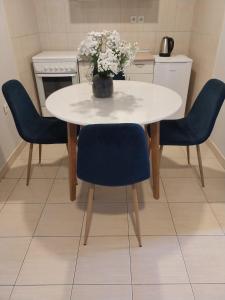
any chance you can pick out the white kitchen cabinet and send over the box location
[154,55,193,119]
[126,61,154,83]
[78,61,89,83]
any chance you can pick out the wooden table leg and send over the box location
[150,122,160,199]
[67,123,77,201]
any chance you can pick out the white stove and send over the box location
[32,51,78,116]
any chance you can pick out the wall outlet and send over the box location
[3,103,9,115]
[130,16,137,24]
[138,16,145,23]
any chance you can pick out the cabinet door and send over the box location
[127,73,153,83]
[154,62,192,119]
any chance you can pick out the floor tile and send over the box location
[128,203,175,235]
[82,203,128,236]
[4,160,26,179]
[170,203,224,235]
[192,284,225,300]
[35,204,84,236]
[179,236,225,283]
[10,285,72,300]
[162,146,187,158]
[56,158,69,179]
[39,144,67,161]
[75,237,131,284]
[21,161,60,179]
[127,180,167,203]
[71,285,132,300]
[17,144,38,161]
[203,179,225,202]
[94,186,127,203]
[0,204,43,237]
[192,158,225,178]
[188,143,216,159]
[133,284,194,300]
[47,179,88,203]
[0,179,17,203]
[0,286,13,300]
[163,178,206,202]
[210,203,225,233]
[8,179,53,203]
[130,236,189,284]
[160,157,197,178]
[0,237,30,285]
[17,237,79,285]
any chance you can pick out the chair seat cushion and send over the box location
[77,124,150,186]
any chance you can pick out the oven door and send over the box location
[35,73,77,116]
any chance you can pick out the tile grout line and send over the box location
[0,177,21,219]
[8,163,58,300]
[202,185,225,236]
[69,186,91,300]
[126,187,134,300]
[161,178,196,300]
[2,282,225,287]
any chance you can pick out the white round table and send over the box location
[46,81,182,200]
[47,81,182,125]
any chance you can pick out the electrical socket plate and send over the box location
[138,16,145,23]
[130,16,137,24]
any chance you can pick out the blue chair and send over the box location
[77,124,150,246]
[2,80,70,185]
[149,79,225,187]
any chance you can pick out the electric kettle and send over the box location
[159,36,174,57]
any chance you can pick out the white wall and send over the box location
[3,0,41,108]
[0,0,21,171]
[35,0,195,55]
[212,13,225,157]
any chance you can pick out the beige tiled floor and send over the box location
[0,143,225,299]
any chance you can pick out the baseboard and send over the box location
[207,139,225,169]
[0,141,26,180]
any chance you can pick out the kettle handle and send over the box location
[169,37,174,53]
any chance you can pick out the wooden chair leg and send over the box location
[132,184,142,247]
[26,143,33,186]
[84,185,95,246]
[196,145,205,187]
[39,144,42,165]
[187,146,190,165]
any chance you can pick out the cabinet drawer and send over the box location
[127,62,154,74]
[126,73,153,83]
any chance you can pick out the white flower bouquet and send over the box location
[78,30,138,79]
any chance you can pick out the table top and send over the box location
[46,81,182,125]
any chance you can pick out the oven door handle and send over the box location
[36,73,76,78]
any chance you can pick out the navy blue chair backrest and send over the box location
[187,79,225,143]
[77,124,150,186]
[2,80,41,141]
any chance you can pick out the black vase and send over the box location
[92,74,114,98]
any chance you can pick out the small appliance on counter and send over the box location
[32,51,78,116]
[159,36,174,57]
